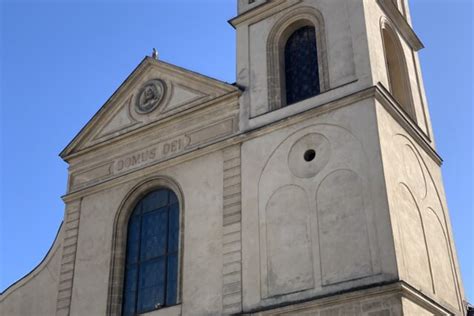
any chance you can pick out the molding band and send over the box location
[377,0,424,51]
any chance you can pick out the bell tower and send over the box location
[0,2,466,316]
[231,0,466,315]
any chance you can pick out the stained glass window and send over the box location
[284,25,320,106]
[122,189,179,315]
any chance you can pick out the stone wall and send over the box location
[376,101,465,314]
[241,98,398,312]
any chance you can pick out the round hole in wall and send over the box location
[304,149,316,162]
[289,134,329,178]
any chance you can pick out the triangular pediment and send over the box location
[60,57,239,160]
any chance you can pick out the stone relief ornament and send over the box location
[135,79,166,113]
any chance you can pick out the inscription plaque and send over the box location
[112,135,190,174]
[69,116,236,191]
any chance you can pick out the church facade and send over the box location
[0,1,467,315]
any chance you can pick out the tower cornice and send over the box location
[377,0,424,51]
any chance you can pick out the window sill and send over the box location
[140,304,182,316]
[242,78,359,132]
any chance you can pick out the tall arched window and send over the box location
[122,188,179,316]
[382,25,416,119]
[284,25,320,106]
[267,7,328,111]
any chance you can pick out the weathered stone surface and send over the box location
[0,1,465,316]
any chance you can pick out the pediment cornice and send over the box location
[60,57,240,161]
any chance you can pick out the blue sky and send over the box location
[1,0,472,304]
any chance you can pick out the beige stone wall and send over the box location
[2,95,464,315]
[254,286,404,316]
[376,101,465,315]
[363,0,433,139]
[401,298,434,316]
[0,56,242,315]
[234,0,372,132]
[67,150,226,316]
[0,227,63,315]
[247,282,455,315]
[241,99,397,312]
[0,1,466,315]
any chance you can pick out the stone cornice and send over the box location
[63,90,240,163]
[374,82,441,165]
[400,281,462,315]
[228,0,301,28]
[59,57,150,159]
[60,57,240,161]
[377,0,424,51]
[62,85,442,202]
[242,280,458,315]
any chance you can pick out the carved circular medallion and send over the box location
[135,79,166,114]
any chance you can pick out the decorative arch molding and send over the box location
[424,207,459,307]
[267,6,329,111]
[394,134,463,309]
[106,176,185,316]
[380,17,417,121]
[396,182,434,292]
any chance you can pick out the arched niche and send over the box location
[381,19,416,120]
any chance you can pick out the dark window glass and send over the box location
[284,25,320,106]
[122,266,138,316]
[140,209,168,260]
[142,190,168,213]
[168,204,179,253]
[122,189,179,315]
[126,216,140,264]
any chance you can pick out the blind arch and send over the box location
[381,22,416,120]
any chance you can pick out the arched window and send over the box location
[284,25,320,106]
[267,7,328,111]
[122,188,179,315]
[382,25,416,119]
